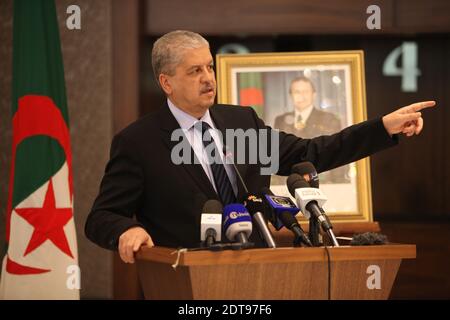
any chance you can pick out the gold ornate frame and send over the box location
[216,51,373,222]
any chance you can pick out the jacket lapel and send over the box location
[157,104,218,200]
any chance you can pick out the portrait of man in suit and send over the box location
[274,76,341,138]
[274,76,349,183]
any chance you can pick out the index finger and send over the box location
[407,101,436,112]
[133,239,144,252]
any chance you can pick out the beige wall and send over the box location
[0,0,114,299]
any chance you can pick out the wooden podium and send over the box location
[136,244,415,300]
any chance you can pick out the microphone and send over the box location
[278,211,313,247]
[288,162,339,247]
[243,193,277,248]
[286,174,328,220]
[223,148,249,194]
[291,162,319,188]
[261,187,312,247]
[223,148,277,248]
[223,203,254,248]
[350,232,388,246]
[200,200,223,248]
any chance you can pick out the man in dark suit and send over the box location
[85,30,435,264]
[274,76,348,183]
[274,76,341,138]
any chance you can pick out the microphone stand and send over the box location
[309,216,320,247]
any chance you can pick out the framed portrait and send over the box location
[216,51,373,222]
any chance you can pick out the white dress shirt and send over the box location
[295,104,314,124]
[167,99,238,197]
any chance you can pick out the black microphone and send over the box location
[223,148,278,248]
[200,200,223,248]
[278,211,313,247]
[350,232,388,246]
[243,194,277,248]
[288,162,339,247]
[291,162,319,188]
[261,187,312,247]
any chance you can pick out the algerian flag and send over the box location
[0,0,79,299]
[238,72,265,117]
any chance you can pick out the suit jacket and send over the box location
[275,108,349,183]
[85,103,397,249]
[274,108,341,139]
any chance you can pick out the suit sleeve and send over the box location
[249,108,399,176]
[85,132,145,250]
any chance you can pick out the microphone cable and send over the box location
[324,246,331,300]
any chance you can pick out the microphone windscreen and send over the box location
[223,204,252,226]
[223,204,252,241]
[258,189,278,227]
[202,199,223,213]
[291,162,319,188]
[287,173,310,196]
[350,232,388,246]
[243,194,265,216]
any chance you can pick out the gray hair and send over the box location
[152,30,209,79]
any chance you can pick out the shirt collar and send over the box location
[167,98,216,130]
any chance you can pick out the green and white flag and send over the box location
[238,72,265,118]
[0,0,79,299]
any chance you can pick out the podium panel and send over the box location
[136,245,416,300]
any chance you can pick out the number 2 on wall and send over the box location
[382,42,421,92]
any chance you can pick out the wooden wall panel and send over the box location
[380,221,450,299]
[395,0,450,33]
[144,0,450,35]
[361,37,446,219]
[144,0,394,35]
[112,0,140,133]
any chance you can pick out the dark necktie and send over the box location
[295,114,305,130]
[198,121,236,205]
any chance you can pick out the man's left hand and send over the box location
[382,101,436,137]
